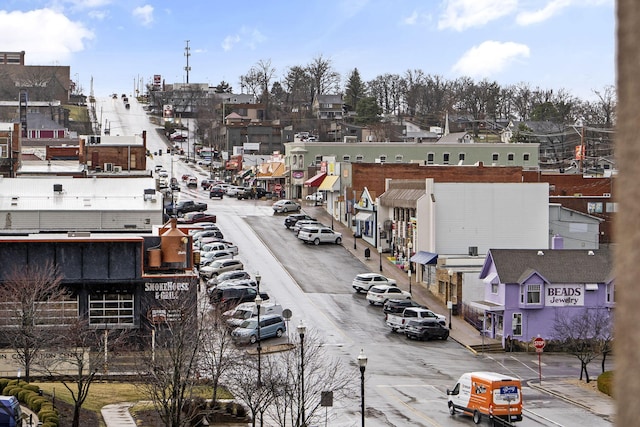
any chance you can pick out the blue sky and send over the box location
[1,0,614,101]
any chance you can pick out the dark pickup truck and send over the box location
[167,200,207,216]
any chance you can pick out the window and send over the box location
[89,293,134,326]
[523,153,530,162]
[507,153,515,164]
[607,283,615,303]
[438,280,446,294]
[0,137,8,158]
[521,284,541,304]
[491,282,499,294]
[0,297,78,327]
[427,153,435,164]
[512,313,522,336]
[443,153,450,164]
[314,155,322,165]
[492,153,499,162]
[459,153,465,162]
[355,155,364,162]
[292,155,297,166]
[606,202,618,213]
[395,154,403,162]
[343,155,351,162]
[379,155,387,163]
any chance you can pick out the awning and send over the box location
[318,175,339,191]
[470,300,505,312]
[410,251,438,265]
[304,172,326,187]
[241,169,252,178]
[355,212,373,221]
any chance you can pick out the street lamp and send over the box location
[297,320,307,426]
[357,349,367,427]
[447,269,453,330]
[255,293,263,386]
[378,224,383,272]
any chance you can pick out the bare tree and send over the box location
[136,291,203,427]
[0,262,71,382]
[198,306,240,404]
[306,55,340,101]
[42,318,129,427]
[224,356,274,427]
[552,308,613,382]
[264,329,357,427]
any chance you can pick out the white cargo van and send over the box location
[447,371,522,424]
[224,302,283,328]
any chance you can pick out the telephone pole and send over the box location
[184,40,191,84]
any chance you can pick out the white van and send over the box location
[224,302,283,328]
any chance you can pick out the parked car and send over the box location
[201,241,238,256]
[305,191,324,201]
[206,270,252,287]
[177,212,217,224]
[209,187,225,199]
[386,307,446,332]
[192,229,224,241]
[284,213,315,229]
[209,284,269,309]
[352,273,397,293]
[272,200,301,213]
[224,302,284,329]
[292,220,325,234]
[167,200,207,216]
[405,318,450,341]
[231,313,286,344]
[225,186,244,197]
[383,299,424,315]
[297,226,342,245]
[157,169,169,178]
[366,284,411,305]
[199,250,234,266]
[199,259,244,279]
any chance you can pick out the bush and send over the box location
[41,423,58,427]
[598,371,614,396]
[0,378,10,392]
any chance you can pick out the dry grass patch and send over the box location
[34,382,147,412]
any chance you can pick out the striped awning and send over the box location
[410,251,438,265]
[318,175,339,191]
[304,172,326,187]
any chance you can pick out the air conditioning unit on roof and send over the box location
[114,166,122,173]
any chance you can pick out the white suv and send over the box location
[297,226,342,245]
[352,273,397,293]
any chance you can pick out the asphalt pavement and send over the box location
[101,199,615,427]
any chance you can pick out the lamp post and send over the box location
[378,224,383,272]
[447,269,453,330]
[408,269,412,295]
[357,349,367,427]
[297,321,306,426]
[255,272,263,386]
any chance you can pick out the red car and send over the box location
[177,212,217,224]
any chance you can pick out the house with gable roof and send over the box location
[476,248,614,347]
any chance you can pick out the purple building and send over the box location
[475,248,614,346]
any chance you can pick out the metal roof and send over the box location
[0,177,161,211]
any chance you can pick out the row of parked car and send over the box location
[191,220,289,346]
[352,272,450,341]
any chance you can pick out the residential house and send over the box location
[476,248,614,347]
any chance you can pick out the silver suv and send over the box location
[297,226,342,245]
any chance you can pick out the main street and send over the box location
[96,95,613,427]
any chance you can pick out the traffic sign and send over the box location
[533,337,546,351]
[274,184,282,192]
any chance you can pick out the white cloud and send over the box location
[221,27,266,51]
[516,0,572,26]
[438,0,517,31]
[222,35,240,52]
[404,11,418,25]
[452,40,530,78]
[0,9,94,63]
[132,5,153,27]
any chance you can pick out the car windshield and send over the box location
[239,319,258,329]
[233,309,252,319]
[370,287,385,294]
[356,275,372,282]
[210,261,224,268]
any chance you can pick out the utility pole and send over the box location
[184,40,191,84]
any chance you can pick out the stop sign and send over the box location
[533,337,546,350]
[274,184,282,192]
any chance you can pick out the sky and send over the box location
[1,0,615,101]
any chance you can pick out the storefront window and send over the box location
[89,293,134,326]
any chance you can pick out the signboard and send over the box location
[500,385,518,395]
[545,284,584,306]
[274,184,282,192]
[153,74,162,88]
[533,337,546,352]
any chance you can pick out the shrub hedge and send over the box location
[598,371,614,396]
[0,378,59,426]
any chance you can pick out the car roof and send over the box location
[370,284,395,291]
[356,273,385,279]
